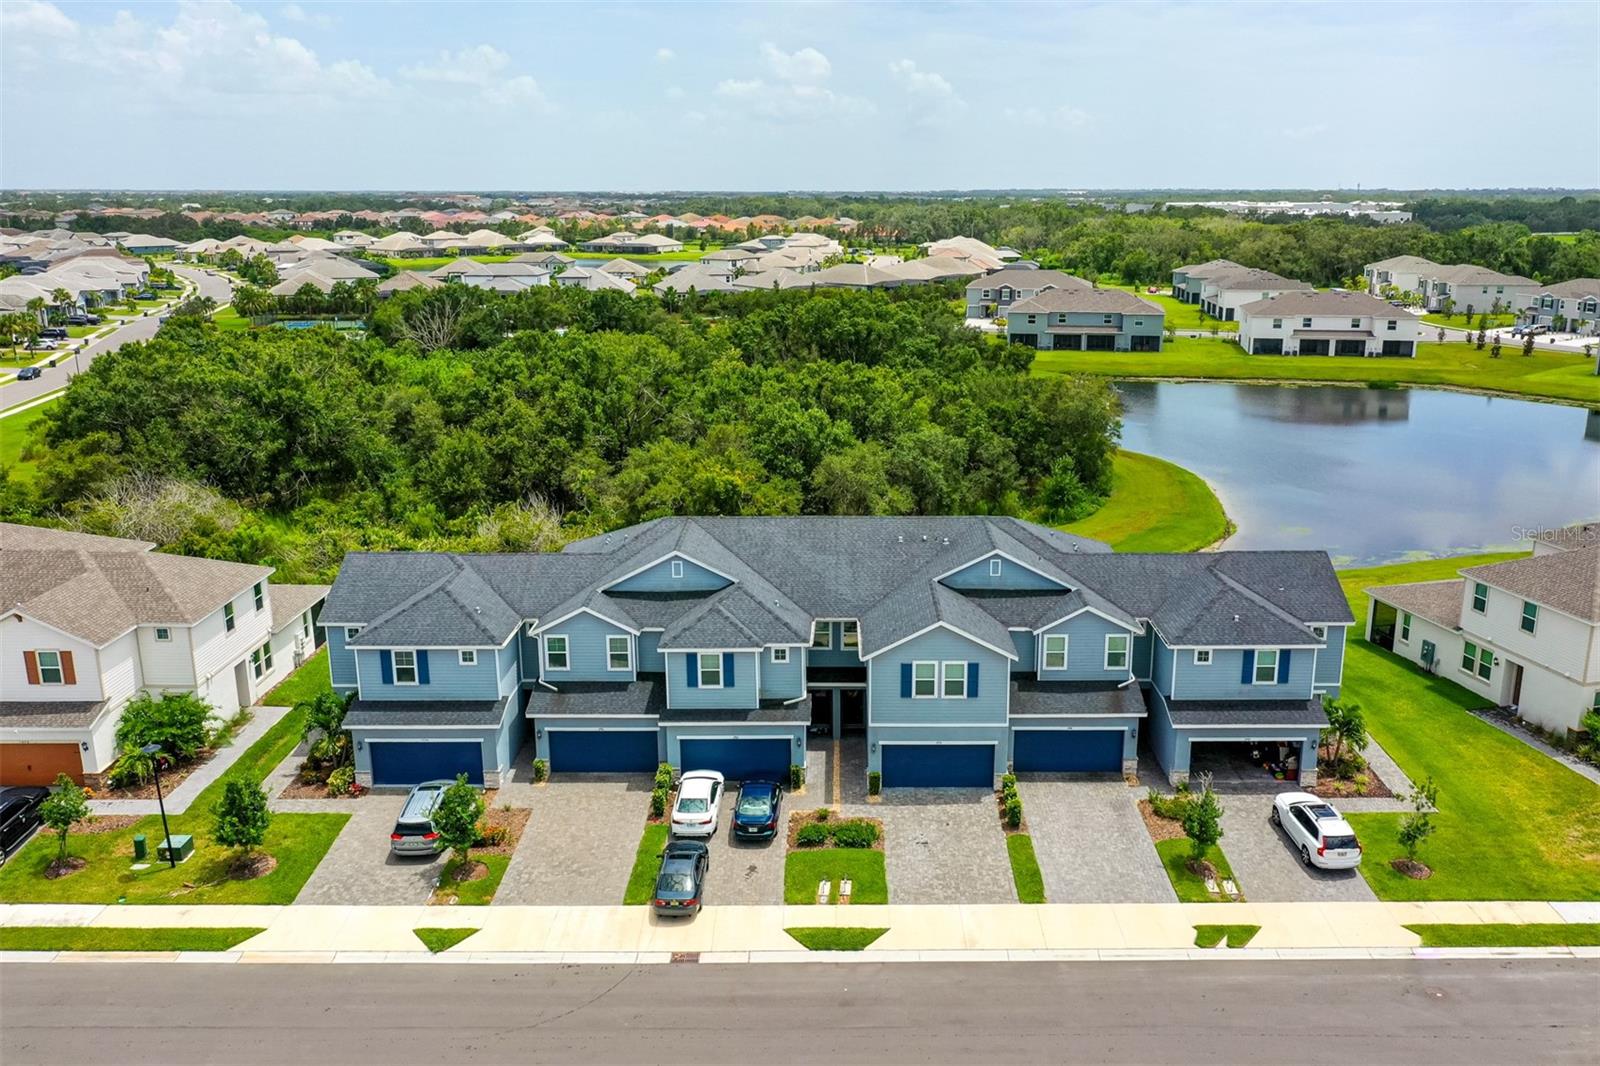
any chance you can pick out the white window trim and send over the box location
[941,660,967,699]
[224,603,236,631]
[607,635,632,672]
[1311,626,1326,640]
[392,649,419,686]
[1471,583,1488,614]
[1042,634,1068,671]
[911,660,938,699]
[1459,641,1478,677]
[698,653,724,690]
[670,560,684,579]
[1193,648,1212,666]
[35,649,65,685]
[989,558,1002,577]
[344,626,362,642]
[154,627,172,642]
[840,620,860,650]
[1104,633,1130,671]
[1253,648,1279,686]
[1520,602,1538,635]
[251,647,264,679]
[543,634,570,672]
[253,582,265,611]
[770,646,790,664]
[1399,613,1411,644]
[811,621,832,650]
[459,649,477,666]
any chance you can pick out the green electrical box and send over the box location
[157,834,194,863]
[132,834,147,861]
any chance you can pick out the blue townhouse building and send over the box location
[318,517,1350,789]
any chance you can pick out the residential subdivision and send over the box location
[1515,277,1600,334]
[1364,525,1600,735]
[0,525,327,786]
[318,517,1349,790]
[1362,255,1539,312]
[964,267,1091,319]
[1004,288,1165,351]
[1236,290,1425,356]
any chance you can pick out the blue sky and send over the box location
[3,0,1597,191]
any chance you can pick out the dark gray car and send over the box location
[652,840,710,916]
[388,780,456,856]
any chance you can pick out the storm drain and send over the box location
[670,951,701,964]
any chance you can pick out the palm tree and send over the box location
[50,287,73,324]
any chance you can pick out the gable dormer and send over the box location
[938,551,1069,592]
[602,551,735,594]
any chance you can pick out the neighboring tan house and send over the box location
[1516,278,1600,335]
[964,268,1091,319]
[1237,290,1424,356]
[1005,287,1165,352]
[1365,540,1600,734]
[0,524,327,786]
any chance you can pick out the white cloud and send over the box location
[280,3,333,28]
[0,0,76,38]
[656,47,675,62]
[401,44,552,110]
[889,59,955,99]
[1002,103,1091,129]
[760,42,830,83]
[889,58,966,127]
[1282,122,1329,140]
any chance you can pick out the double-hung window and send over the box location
[1301,317,1312,328]
[36,650,64,685]
[911,661,937,698]
[253,582,265,611]
[1471,582,1488,613]
[698,653,723,689]
[607,635,631,671]
[811,621,831,649]
[941,661,966,698]
[1461,641,1492,680]
[224,603,236,633]
[1399,612,1412,643]
[841,621,859,650]
[262,642,273,673]
[1042,634,1068,670]
[1350,317,1361,329]
[393,650,418,685]
[251,647,263,678]
[1520,602,1538,635]
[1104,634,1129,670]
[1253,648,1279,684]
[544,635,569,671]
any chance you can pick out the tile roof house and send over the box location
[0,523,327,786]
[1005,287,1165,353]
[1237,290,1424,357]
[318,516,1351,789]
[1366,546,1600,733]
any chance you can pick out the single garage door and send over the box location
[881,743,993,788]
[1012,728,1124,773]
[678,738,791,781]
[369,741,483,787]
[0,743,84,786]
[548,729,657,773]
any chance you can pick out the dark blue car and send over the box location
[731,780,783,840]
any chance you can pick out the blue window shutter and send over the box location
[1240,650,1253,685]
[967,662,979,699]
[417,649,430,685]
[723,652,735,686]
[686,653,698,689]
[380,649,393,685]
[900,663,912,698]
[1277,649,1291,684]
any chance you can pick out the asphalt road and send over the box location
[0,264,233,412]
[1,958,1593,1065]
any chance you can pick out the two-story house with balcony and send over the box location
[1237,290,1424,356]
[0,524,327,786]
[1364,537,1600,735]
[1516,278,1600,335]
[319,517,1350,790]
[964,268,1091,319]
[1004,288,1165,352]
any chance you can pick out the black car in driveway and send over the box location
[731,780,783,840]
[0,787,50,859]
[652,840,710,916]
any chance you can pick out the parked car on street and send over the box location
[15,366,42,380]
[388,779,459,856]
[731,780,783,840]
[0,786,50,859]
[652,839,710,915]
[1271,792,1363,870]
[670,770,725,837]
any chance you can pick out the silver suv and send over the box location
[389,780,456,855]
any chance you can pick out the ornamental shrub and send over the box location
[831,820,879,848]
[796,823,829,847]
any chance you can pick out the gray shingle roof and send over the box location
[345,696,511,728]
[1008,287,1163,316]
[1009,679,1146,717]
[525,679,666,717]
[1163,697,1328,728]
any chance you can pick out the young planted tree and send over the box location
[38,773,93,873]
[1395,774,1440,875]
[1181,772,1224,870]
[213,779,273,876]
[432,774,485,876]
[1522,333,1536,358]
[1490,335,1503,359]
[1476,326,1487,350]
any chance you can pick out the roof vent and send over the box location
[941,537,950,546]
[1233,614,1240,622]
[921,534,928,542]
[896,534,904,543]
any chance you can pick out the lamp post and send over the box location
[141,743,176,870]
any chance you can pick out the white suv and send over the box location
[1271,792,1363,870]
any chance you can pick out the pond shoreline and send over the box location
[1095,372,1598,410]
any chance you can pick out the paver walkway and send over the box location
[493,776,653,905]
[88,706,289,816]
[1020,778,1174,903]
[293,794,443,905]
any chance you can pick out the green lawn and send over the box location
[1061,451,1230,552]
[1420,313,1516,330]
[622,823,670,905]
[0,704,348,905]
[785,926,889,951]
[1006,834,1046,903]
[783,849,889,904]
[1100,283,1238,331]
[433,854,510,905]
[260,647,332,706]
[0,927,265,952]
[414,927,480,953]
[1,397,56,482]
[1404,923,1600,948]
[1032,336,1600,406]
[212,306,251,332]
[1194,924,1260,948]
[1154,840,1240,902]
[1335,555,1600,901]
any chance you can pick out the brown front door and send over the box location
[0,743,84,786]
[1510,663,1524,706]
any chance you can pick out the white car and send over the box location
[670,770,725,838]
[1271,791,1363,870]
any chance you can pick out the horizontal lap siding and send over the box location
[544,613,634,681]
[1172,646,1313,701]
[759,648,804,700]
[355,647,502,700]
[1037,614,1131,682]
[1010,631,1035,673]
[1314,626,1345,690]
[637,631,664,673]
[809,622,863,668]
[868,629,1008,725]
[941,558,1065,591]
[326,625,359,689]
[666,651,759,709]
[607,557,730,593]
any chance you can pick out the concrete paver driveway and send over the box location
[700,787,787,906]
[851,788,1016,904]
[1219,794,1376,902]
[1019,777,1174,903]
[494,775,653,905]
[295,794,443,905]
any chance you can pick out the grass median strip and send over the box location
[1155,840,1242,902]
[0,927,264,952]
[1193,924,1260,948]
[432,854,511,906]
[623,823,671,905]
[414,927,480,953]
[783,849,888,904]
[1007,834,1045,903]
[1404,923,1600,948]
[785,927,889,951]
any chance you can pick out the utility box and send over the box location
[132,834,147,861]
[157,834,194,863]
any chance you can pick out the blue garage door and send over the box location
[1013,729,1124,773]
[369,741,483,787]
[548,729,658,773]
[881,744,993,788]
[679,738,791,782]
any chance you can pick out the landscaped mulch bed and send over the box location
[473,803,531,858]
[996,788,1028,835]
[1137,800,1187,843]
[784,809,884,851]
[44,857,88,880]
[93,752,218,800]
[1390,858,1433,879]
[277,764,362,800]
[1308,766,1393,799]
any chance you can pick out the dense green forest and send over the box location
[0,286,1121,582]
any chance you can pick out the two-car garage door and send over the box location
[1012,729,1123,773]
[880,743,994,788]
[369,741,484,787]
[547,729,658,773]
[678,738,791,782]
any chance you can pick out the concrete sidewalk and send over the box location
[3,899,1595,958]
